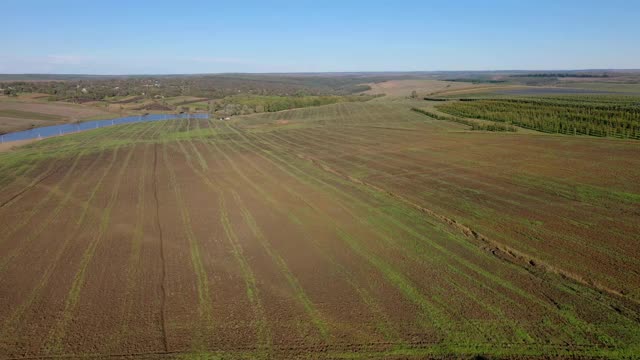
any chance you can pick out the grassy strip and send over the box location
[162,141,214,350]
[220,193,271,358]
[116,142,150,347]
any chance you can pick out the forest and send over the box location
[0,73,415,103]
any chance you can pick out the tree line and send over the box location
[411,108,517,132]
[435,96,640,139]
[213,94,380,116]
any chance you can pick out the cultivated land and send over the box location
[363,80,479,97]
[1,97,639,359]
[3,71,639,133]
[0,95,120,134]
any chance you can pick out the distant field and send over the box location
[427,80,640,98]
[556,81,640,94]
[164,96,209,105]
[494,87,618,95]
[363,80,481,97]
[0,99,638,358]
[0,97,118,133]
[0,99,113,119]
[433,86,624,98]
[0,109,65,121]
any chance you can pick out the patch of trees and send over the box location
[435,96,640,139]
[213,94,379,116]
[411,108,517,132]
[0,74,408,104]
[2,87,18,96]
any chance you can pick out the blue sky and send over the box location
[2,0,639,74]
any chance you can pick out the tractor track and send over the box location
[152,143,169,352]
[0,170,58,209]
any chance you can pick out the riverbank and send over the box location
[0,113,209,143]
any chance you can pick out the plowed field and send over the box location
[1,101,639,359]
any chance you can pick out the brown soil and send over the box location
[266,123,640,302]
[113,96,144,104]
[174,98,209,106]
[134,102,173,111]
[0,115,638,358]
[0,99,116,133]
[363,80,486,97]
[0,101,111,119]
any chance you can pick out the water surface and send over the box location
[0,113,209,143]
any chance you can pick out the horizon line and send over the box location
[1,69,640,77]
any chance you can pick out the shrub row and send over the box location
[411,108,517,132]
[435,97,640,139]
